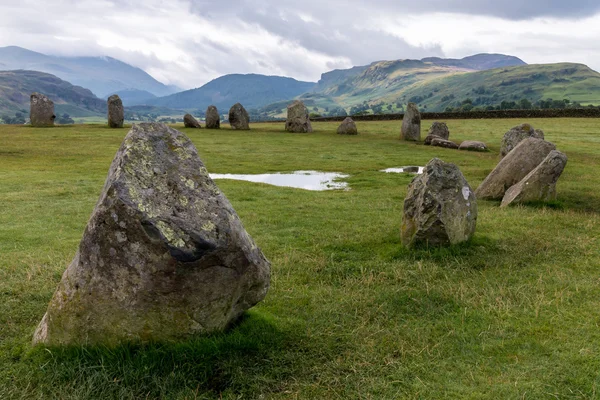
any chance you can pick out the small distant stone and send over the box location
[401,158,477,247]
[501,150,568,207]
[459,141,489,152]
[183,113,201,129]
[30,92,55,127]
[476,138,556,200]
[400,102,421,141]
[229,103,250,130]
[500,123,544,158]
[285,100,313,133]
[430,137,459,149]
[337,117,357,135]
[427,122,450,140]
[205,106,220,129]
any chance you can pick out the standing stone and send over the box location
[205,105,220,129]
[424,121,450,145]
[459,141,489,152]
[107,95,124,128]
[500,123,544,158]
[501,150,568,207]
[228,103,250,130]
[337,117,357,135]
[430,137,459,149]
[285,100,313,133]
[33,122,270,346]
[401,102,421,141]
[183,113,201,129]
[30,92,55,127]
[476,138,556,200]
[401,158,477,247]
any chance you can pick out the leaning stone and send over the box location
[500,123,544,158]
[337,117,357,135]
[33,122,270,346]
[205,106,220,129]
[459,141,489,152]
[183,113,201,129]
[30,92,55,127]
[501,150,568,207]
[228,103,250,130]
[400,102,421,141]
[107,95,124,128]
[476,138,556,200]
[401,158,477,247]
[285,100,313,133]
[430,137,459,149]
[427,122,450,140]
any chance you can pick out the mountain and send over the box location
[0,46,180,98]
[147,74,316,111]
[257,56,600,116]
[112,88,157,105]
[312,53,526,94]
[0,70,105,117]
[422,53,526,71]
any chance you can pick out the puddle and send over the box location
[209,170,349,191]
[381,166,424,174]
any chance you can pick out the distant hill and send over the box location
[147,74,316,111]
[112,89,157,106]
[0,46,180,98]
[0,70,105,118]
[422,53,526,71]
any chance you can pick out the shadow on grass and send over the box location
[21,312,310,399]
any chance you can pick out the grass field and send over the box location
[1,119,600,399]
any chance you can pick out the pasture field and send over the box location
[1,119,600,399]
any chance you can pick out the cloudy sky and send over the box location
[1,0,600,89]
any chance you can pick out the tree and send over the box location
[519,98,532,109]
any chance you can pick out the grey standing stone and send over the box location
[285,100,313,133]
[475,138,556,200]
[401,158,477,247]
[205,106,220,129]
[30,92,55,127]
[427,122,450,140]
[430,137,459,149]
[33,122,270,346]
[107,95,124,128]
[500,123,544,158]
[459,141,489,152]
[183,113,201,129]
[228,103,250,130]
[400,102,421,141]
[337,117,357,135]
[501,150,568,207]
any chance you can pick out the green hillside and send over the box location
[0,70,105,119]
[258,62,600,117]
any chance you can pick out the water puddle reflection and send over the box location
[210,170,349,191]
[381,166,424,174]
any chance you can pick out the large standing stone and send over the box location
[183,113,201,129]
[228,103,250,130]
[501,150,568,207]
[459,141,489,152]
[205,105,220,129]
[107,95,124,128]
[285,100,313,133]
[476,138,556,200]
[400,102,421,141]
[33,123,270,346]
[401,158,477,248]
[500,123,544,158]
[337,117,357,135]
[30,92,55,127]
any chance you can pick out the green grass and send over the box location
[1,119,600,399]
